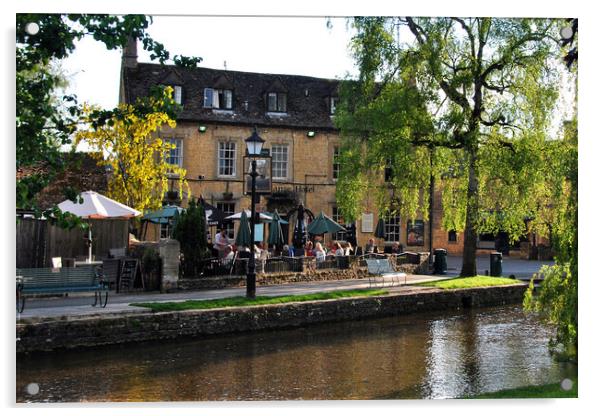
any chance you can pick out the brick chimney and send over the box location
[122,36,138,69]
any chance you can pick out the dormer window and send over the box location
[329,97,338,115]
[173,85,182,105]
[203,88,233,110]
[159,85,183,105]
[267,92,287,113]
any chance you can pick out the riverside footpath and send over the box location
[17,274,448,321]
[446,255,554,278]
[17,255,551,322]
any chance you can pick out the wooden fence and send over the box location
[16,218,129,268]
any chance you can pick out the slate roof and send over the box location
[121,63,341,130]
[16,152,108,209]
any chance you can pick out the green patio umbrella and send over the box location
[142,205,185,224]
[140,205,185,240]
[307,211,346,235]
[374,218,386,239]
[235,210,252,247]
[268,211,285,247]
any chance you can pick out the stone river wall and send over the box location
[16,284,527,353]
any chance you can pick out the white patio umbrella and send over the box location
[58,191,141,262]
[225,210,272,221]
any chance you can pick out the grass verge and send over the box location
[466,380,578,399]
[131,289,389,312]
[416,275,520,290]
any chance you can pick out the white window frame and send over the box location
[271,144,289,180]
[330,96,338,115]
[331,206,347,241]
[384,215,400,243]
[173,85,182,105]
[165,138,183,168]
[267,92,287,112]
[218,142,237,177]
[160,222,170,239]
[203,88,213,108]
[332,146,340,181]
[204,88,233,109]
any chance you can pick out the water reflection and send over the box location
[16,305,575,402]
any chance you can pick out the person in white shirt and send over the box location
[214,229,229,258]
[224,245,235,261]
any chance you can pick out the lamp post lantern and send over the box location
[245,127,265,298]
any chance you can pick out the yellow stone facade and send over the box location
[150,120,433,254]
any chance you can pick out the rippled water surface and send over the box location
[16,304,576,402]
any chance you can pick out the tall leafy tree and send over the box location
[74,87,188,213]
[523,120,577,360]
[16,14,201,218]
[524,21,578,360]
[336,17,566,276]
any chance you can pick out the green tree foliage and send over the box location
[16,14,201,219]
[524,120,577,361]
[335,17,565,276]
[172,199,209,278]
[523,21,577,360]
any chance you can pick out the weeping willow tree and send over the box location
[524,21,578,360]
[335,17,566,276]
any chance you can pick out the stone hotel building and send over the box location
[119,41,550,259]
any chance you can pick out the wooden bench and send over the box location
[16,266,109,313]
[365,258,407,288]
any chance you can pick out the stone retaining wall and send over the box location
[178,258,427,291]
[178,268,369,290]
[16,284,527,353]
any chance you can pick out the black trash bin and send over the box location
[490,252,503,277]
[434,248,447,274]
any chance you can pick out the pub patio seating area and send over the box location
[194,251,423,279]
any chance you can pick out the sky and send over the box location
[61,16,358,110]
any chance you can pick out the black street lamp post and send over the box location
[245,128,265,299]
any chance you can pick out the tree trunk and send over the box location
[460,147,479,276]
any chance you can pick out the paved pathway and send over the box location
[445,255,553,277]
[17,255,550,321]
[17,274,448,321]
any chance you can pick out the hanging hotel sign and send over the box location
[243,155,272,196]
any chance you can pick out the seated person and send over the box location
[282,244,293,257]
[344,242,354,256]
[334,242,345,257]
[224,245,235,261]
[305,241,314,257]
[365,238,377,254]
[314,242,326,262]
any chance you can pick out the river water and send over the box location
[16,304,576,402]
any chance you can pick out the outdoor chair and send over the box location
[365,257,407,288]
[102,258,121,289]
[219,251,238,275]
